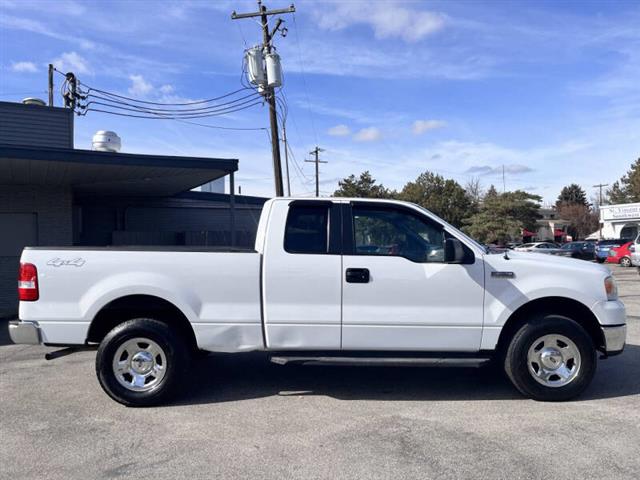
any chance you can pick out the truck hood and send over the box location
[484,250,611,276]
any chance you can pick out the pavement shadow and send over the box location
[172,344,640,406]
[0,319,14,346]
[173,354,517,405]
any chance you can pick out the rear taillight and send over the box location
[18,263,39,301]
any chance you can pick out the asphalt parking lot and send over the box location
[1,265,639,480]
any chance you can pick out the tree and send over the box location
[556,183,588,208]
[465,177,483,210]
[398,171,473,228]
[555,183,597,239]
[607,181,629,204]
[484,184,499,201]
[607,158,640,203]
[556,203,599,240]
[333,171,393,198]
[464,190,542,244]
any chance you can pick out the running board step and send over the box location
[269,356,491,368]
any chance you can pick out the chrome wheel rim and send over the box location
[112,337,167,392]
[527,334,581,388]
[621,257,631,267]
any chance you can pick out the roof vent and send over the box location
[22,98,46,106]
[92,130,122,152]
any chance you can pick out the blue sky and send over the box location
[1,0,639,202]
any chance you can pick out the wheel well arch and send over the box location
[86,294,198,352]
[495,296,605,355]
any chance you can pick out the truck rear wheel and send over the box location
[95,318,189,407]
[504,314,596,401]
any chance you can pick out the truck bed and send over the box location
[19,247,263,351]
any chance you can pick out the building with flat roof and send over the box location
[599,202,640,240]
[0,100,266,316]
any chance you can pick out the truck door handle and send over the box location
[346,268,370,283]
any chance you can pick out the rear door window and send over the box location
[284,205,329,254]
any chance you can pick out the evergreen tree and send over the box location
[556,183,588,207]
[606,158,640,203]
[333,171,393,198]
[464,190,542,244]
[398,171,473,228]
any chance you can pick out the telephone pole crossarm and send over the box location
[231,4,295,19]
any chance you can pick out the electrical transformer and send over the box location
[245,46,266,86]
[265,53,282,88]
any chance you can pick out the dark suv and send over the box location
[552,241,596,260]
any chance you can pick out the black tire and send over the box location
[596,258,605,263]
[620,256,632,267]
[504,314,596,401]
[96,318,190,407]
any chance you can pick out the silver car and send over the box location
[630,235,640,267]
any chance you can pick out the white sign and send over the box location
[601,202,640,221]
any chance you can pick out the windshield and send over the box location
[561,243,576,250]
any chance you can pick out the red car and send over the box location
[606,241,633,267]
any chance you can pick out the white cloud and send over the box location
[128,74,154,96]
[465,164,534,176]
[328,124,351,136]
[313,1,446,43]
[412,119,447,135]
[52,51,91,74]
[159,84,175,95]
[11,61,38,73]
[354,127,382,142]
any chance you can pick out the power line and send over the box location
[175,119,268,131]
[82,95,263,118]
[79,82,254,107]
[292,12,319,145]
[82,90,262,113]
[83,101,263,120]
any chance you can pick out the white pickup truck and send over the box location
[10,198,626,406]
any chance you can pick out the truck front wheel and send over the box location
[504,314,597,401]
[95,318,189,407]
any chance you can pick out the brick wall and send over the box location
[0,185,72,317]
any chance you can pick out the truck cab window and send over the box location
[352,206,445,263]
[284,205,329,254]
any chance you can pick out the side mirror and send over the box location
[444,238,465,264]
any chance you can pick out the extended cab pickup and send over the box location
[10,198,627,406]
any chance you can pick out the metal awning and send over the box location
[0,144,238,196]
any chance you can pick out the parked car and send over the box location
[10,198,626,406]
[514,242,560,252]
[595,239,630,263]
[630,235,640,267]
[607,241,634,267]
[549,241,596,260]
[505,242,523,250]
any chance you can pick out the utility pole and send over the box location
[48,64,54,107]
[282,123,291,196]
[305,146,327,197]
[593,183,609,240]
[502,165,506,193]
[231,1,295,197]
[593,183,609,206]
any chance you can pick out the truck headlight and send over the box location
[604,276,618,301]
